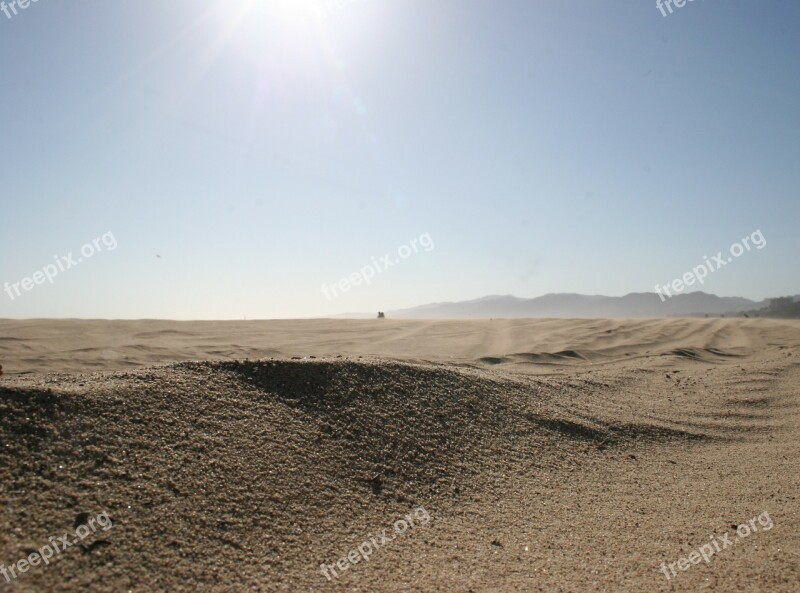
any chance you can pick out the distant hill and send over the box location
[339,292,770,319]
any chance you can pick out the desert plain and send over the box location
[0,317,798,592]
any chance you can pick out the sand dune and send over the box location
[1,318,799,591]
[1,317,796,377]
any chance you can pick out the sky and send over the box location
[1,0,798,319]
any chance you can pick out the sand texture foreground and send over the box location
[0,318,799,592]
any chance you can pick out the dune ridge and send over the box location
[1,318,799,591]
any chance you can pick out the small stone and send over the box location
[74,512,91,529]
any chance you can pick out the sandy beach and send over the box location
[5,0,799,590]
[1,317,798,591]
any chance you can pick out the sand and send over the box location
[0,317,798,592]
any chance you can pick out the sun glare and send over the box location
[205,0,343,63]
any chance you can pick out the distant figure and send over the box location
[377,311,385,319]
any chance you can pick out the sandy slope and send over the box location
[0,318,798,592]
[0,317,794,376]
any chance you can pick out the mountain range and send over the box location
[337,292,799,319]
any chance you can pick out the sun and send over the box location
[214,0,329,33]
[203,0,339,62]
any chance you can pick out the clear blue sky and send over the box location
[1,0,798,319]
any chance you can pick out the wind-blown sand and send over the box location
[0,318,798,592]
